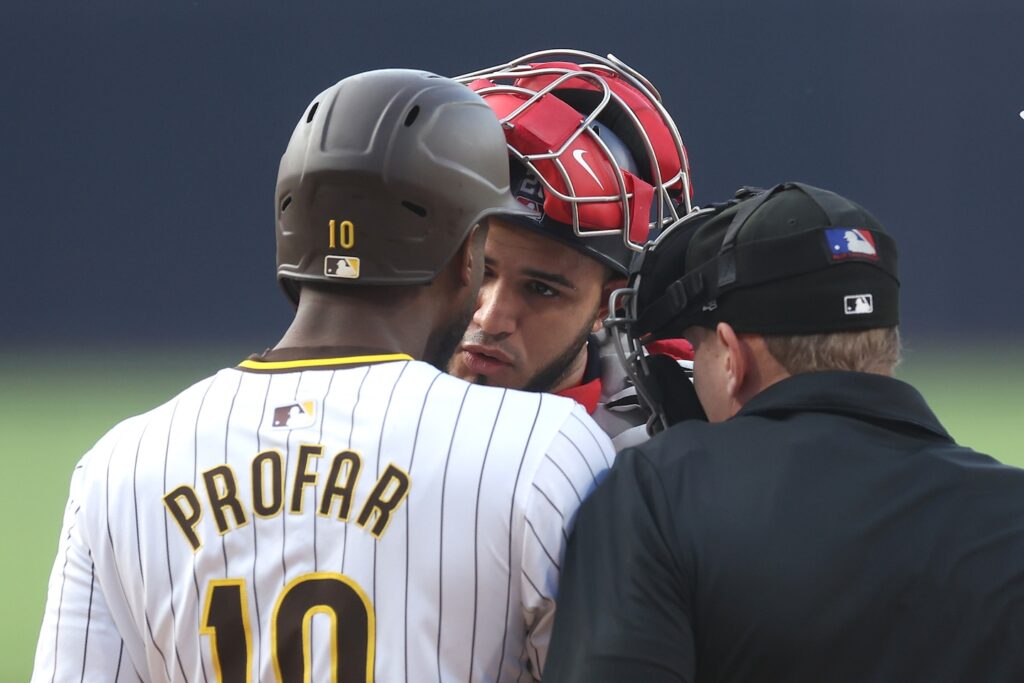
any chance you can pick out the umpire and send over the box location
[544,182,1024,682]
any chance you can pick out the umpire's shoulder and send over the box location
[621,413,779,491]
[624,417,722,472]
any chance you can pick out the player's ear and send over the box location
[455,222,488,288]
[717,322,748,402]
[592,273,627,333]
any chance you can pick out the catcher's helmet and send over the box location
[456,49,694,272]
[503,127,638,275]
[275,69,533,304]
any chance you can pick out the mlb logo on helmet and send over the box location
[844,294,874,315]
[324,255,361,279]
[825,228,879,261]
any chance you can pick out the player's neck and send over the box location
[276,286,430,359]
[549,343,590,394]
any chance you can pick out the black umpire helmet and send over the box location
[607,182,901,431]
[275,69,534,304]
[631,182,900,338]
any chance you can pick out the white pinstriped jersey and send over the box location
[32,353,614,683]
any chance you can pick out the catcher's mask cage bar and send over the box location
[455,49,694,254]
[470,72,633,241]
[604,206,719,431]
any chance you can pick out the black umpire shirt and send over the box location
[544,371,1024,682]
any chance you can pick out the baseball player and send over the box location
[449,51,696,448]
[32,69,614,683]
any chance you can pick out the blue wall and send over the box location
[3,0,1022,347]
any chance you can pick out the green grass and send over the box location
[1,345,1020,679]
[897,345,1024,467]
[0,347,240,678]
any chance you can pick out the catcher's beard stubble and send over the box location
[465,319,594,394]
[522,321,593,393]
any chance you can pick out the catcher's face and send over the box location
[448,220,619,393]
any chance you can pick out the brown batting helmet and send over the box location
[275,69,534,304]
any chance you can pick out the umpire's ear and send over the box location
[718,323,789,414]
[718,322,748,403]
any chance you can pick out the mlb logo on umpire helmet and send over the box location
[844,294,874,315]
[825,227,880,261]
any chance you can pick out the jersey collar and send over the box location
[738,371,951,441]
[238,346,413,373]
[557,376,602,414]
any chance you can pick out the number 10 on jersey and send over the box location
[201,572,375,682]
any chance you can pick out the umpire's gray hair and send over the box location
[762,327,902,376]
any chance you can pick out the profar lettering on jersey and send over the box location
[163,444,410,551]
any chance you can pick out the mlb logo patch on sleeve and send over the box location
[825,228,879,261]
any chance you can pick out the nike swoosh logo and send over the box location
[572,148,604,189]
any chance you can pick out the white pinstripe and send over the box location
[32,359,612,682]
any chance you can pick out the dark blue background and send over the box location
[3,0,1022,348]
